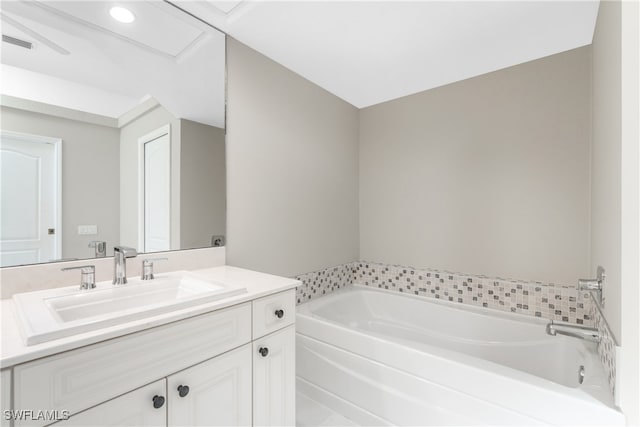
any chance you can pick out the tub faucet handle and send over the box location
[577,266,605,307]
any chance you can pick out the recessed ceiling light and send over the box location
[110,6,135,24]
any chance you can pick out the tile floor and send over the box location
[296,392,358,426]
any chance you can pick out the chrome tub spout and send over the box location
[546,321,600,343]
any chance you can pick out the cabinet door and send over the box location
[253,325,295,426]
[54,380,166,426]
[1,369,10,427]
[167,344,251,427]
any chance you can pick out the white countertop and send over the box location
[0,266,299,368]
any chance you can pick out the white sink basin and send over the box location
[13,271,246,346]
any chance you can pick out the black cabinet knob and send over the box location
[258,347,269,357]
[274,309,284,319]
[177,385,190,398]
[152,395,165,409]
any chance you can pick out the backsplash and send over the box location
[295,261,594,327]
[591,302,617,396]
[354,262,594,326]
[295,263,354,304]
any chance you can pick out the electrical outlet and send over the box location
[211,235,225,247]
[77,225,98,235]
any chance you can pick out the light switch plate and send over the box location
[77,225,98,235]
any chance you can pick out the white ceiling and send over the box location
[0,0,226,127]
[1,63,140,117]
[35,1,204,57]
[1,1,600,119]
[178,0,600,108]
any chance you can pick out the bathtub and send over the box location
[296,285,623,425]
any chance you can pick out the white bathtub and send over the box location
[296,285,623,425]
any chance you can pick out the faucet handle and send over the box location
[88,241,107,258]
[141,258,168,280]
[577,278,600,290]
[577,266,606,308]
[114,246,137,258]
[61,265,96,290]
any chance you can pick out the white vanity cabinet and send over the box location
[54,380,166,427]
[14,304,252,427]
[7,288,296,427]
[55,346,254,427]
[167,344,252,426]
[1,369,11,427]
[253,325,296,426]
[252,290,296,426]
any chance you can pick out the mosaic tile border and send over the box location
[294,261,594,327]
[353,261,594,326]
[294,262,354,304]
[591,301,617,396]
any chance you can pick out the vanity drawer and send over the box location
[14,303,251,427]
[252,289,295,339]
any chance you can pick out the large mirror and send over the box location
[0,0,226,267]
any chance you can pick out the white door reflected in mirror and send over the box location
[0,131,61,266]
[141,126,171,253]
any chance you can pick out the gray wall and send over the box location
[359,47,592,285]
[1,106,120,260]
[179,119,226,249]
[591,0,622,341]
[226,38,360,277]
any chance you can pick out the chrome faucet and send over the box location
[113,246,137,285]
[546,321,601,343]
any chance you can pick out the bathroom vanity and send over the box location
[0,266,298,427]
